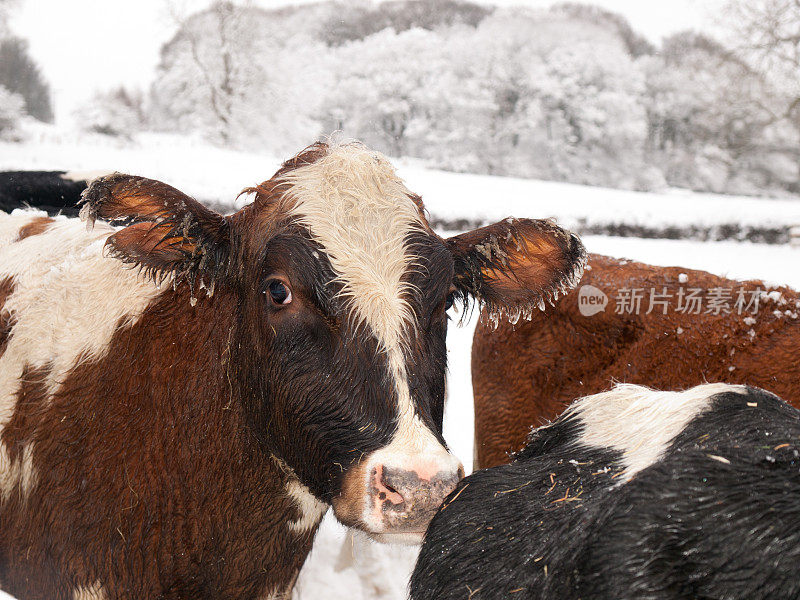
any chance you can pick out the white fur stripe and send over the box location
[280,143,424,425]
[272,455,328,533]
[0,442,37,500]
[0,210,164,500]
[286,478,328,533]
[569,383,747,481]
[279,145,462,506]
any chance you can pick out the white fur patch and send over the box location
[285,477,328,534]
[72,582,107,600]
[355,414,462,535]
[0,442,37,500]
[0,210,164,500]
[569,383,747,481]
[272,455,328,534]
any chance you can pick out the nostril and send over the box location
[378,480,399,502]
[372,466,405,507]
[457,465,465,480]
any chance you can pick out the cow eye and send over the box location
[445,292,455,312]
[266,280,292,305]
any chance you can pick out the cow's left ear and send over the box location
[80,173,230,288]
[446,218,586,324]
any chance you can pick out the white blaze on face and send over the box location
[0,209,164,500]
[281,144,462,533]
[281,144,425,426]
[569,382,747,481]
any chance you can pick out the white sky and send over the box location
[10,0,725,123]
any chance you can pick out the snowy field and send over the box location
[1,132,800,600]
[3,128,800,233]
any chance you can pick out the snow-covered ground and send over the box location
[3,129,800,232]
[0,129,279,207]
[1,131,799,600]
[404,168,800,233]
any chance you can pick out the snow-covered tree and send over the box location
[151,1,327,152]
[0,0,18,39]
[144,0,796,195]
[0,84,25,138]
[429,9,656,188]
[74,86,146,138]
[551,3,655,57]
[325,9,657,189]
[322,0,490,46]
[725,0,800,191]
[644,31,789,194]
[0,37,53,122]
[324,27,473,157]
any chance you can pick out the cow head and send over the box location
[80,142,586,543]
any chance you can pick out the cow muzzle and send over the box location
[333,438,464,545]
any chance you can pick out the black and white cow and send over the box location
[411,383,800,600]
[0,170,108,216]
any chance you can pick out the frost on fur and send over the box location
[79,172,230,296]
[446,217,587,328]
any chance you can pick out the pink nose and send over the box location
[369,463,465,532]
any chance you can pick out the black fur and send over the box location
[411,387,800,600]
[233,230,397,499]
[0,171,86,216]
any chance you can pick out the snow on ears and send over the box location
[446,217,587,326]
[80,173,231,291]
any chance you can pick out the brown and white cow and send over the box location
[473,253,800,469]
[0,142,586,599]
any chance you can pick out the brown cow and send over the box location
[0,142,586,599]
[473,253,800,469]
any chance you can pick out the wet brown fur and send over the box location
[0,289,314,599]
[473,254,800,468]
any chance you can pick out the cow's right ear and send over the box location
[80,173,230,288]
[446,217,586,324]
